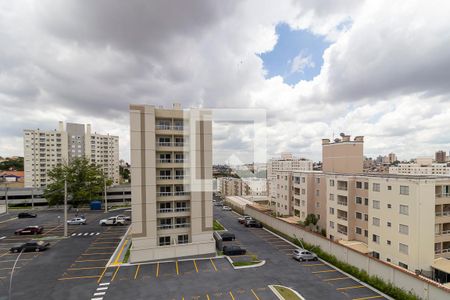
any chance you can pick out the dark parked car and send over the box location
[10,241,50,253]
[15,226,44,235]
[245,219,263,228]
[219,232,235,241]
[18,212,37,219]
[238,216,252,224]
[223,245,246,256]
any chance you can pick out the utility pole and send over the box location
[104,176,108,213]
[5,184,9,214]
[64,179,68,237]
[31,187,34,210]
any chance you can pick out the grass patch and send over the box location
[232,260,261,267]
[213,219,224,231]
[123,243,131,263]
[261,223,420,300]
[273,286,301,300]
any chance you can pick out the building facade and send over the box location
[436,151,447,163]
[390,163,450,176]
[24,122,119,188]
[129,104,215,262]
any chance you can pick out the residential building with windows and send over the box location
[389,163,450,176]
[436,151,447,163]
[24,122,119,188]
[129,104,215,262]
[217,177,250,196]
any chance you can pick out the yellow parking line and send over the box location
[87,246,116,250]
[323,277,349,282]
[193,260,198,273]
[176,260,179,275]
[229,291,235,300]
[58,275,100,281]
[352,296,384,300]
[303,263,325,267]
[134,264,141,279]
[67,266,105,271]
[206,294,210,300]
[312,269,338,274]
[111,265,121,281]
[336,285,365,291]
[81,252,112,256]
[251,289,260,300]
[76,259,109,263]
[156,262,159,277]
[210,258,218,272]
[113,239,128,265]
[97,267,108,283]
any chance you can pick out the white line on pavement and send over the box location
[0,236,5,240]
[96,232,100,235]
[91,298,103,300]
[97,287,108,291]
[99,282,110,286]
[84,233,89,236]
[94,292,106,296]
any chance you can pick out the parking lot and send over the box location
[0,209,130,300]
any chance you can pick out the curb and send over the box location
[123,255,226,267]
[268,285,305,300]
[106,225,132,267]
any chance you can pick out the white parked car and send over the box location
[99,216,125,226]
[222,206,232,211]
[116,215,131,221]
[67,217,86,225]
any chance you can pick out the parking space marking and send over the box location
[193,260,198,273]
[111,265,120,281]
[323,276,349,282]
[302,263,325,267]
[156,262,159,277]
[210,258,218,271]
[352,296,384,300]
[206,294,210,300]
[176,260,179,275]
[82,252,113,256]
[58,275,100,281]
[67,266,105,271]
[336,285,365,291]
[76,259,109,263]
[97,267,108,283]
[229,291,235,300]
[112,239,128,265]
[251,289,260,300]
[134,264,140,279]
[312,269,338,274]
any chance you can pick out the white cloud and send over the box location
[0,0,449,163]
[289,51,315,74]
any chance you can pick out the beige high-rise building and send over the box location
[129,104,215,262]
[322,133,364,173]
[24,122,119,188]
[217,177,250,196]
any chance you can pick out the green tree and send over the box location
[304,214,319,232]
[44,157,112,207]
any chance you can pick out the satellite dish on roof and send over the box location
[340,133,345,137]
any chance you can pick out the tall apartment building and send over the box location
[24,122,119,188]
[217,177,250,196]
[270,134,450,276]
[390,163,450,176]
[436,151,447,163]
[129,104,215,262]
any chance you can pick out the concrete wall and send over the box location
[245,205,450,300]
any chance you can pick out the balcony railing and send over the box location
[157,224,173,230]
[158,175,172,180]
[158,208,173,213]
[175,223,190,228]
[337,215,348,221]
[157,191,190,196]
[174,191,188,196]
[337,200,348,206]
[159,159,171,163]
[156,124,184,130]
[174,175,187,180]
[157,142,186,147]
[174,142,185,147]
[436,211,450,217]
[158,192,172,196]
[435,248,450,254]
[337,229,348,235]
[174,159,186,163]
[158,142,172,147]
[436,193,450,198]
[175,207,190,212]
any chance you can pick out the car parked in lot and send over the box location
[10,240,50,253]
[14,225,44,235]
[67,217,86,225]
[292,248,318,261]
[99,216,125,226]
[116,215,131,221]
[18,212,37,219]
[222,206,232,211]
[223,245,246,255]
[219,231,235,241]
[238,215,252,224]
[214,202,224,207]
[245,219,263,228]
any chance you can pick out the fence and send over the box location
[245,205,450,300]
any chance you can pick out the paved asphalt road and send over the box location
[0,208,129,300]
[0,205,387,300]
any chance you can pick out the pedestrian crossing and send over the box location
[71,232,101,237]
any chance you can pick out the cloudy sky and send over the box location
[1,0,449,164]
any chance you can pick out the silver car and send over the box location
[293,248,318,261]
[67,217,86,225]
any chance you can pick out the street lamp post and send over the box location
[104,176,108,213]
[5,184,9,214]
[64,179,68,237]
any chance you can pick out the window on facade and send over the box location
[316,190,319,196]
[364,198,369,206]
[399,262,408,269]
[372,217,380,226]
[399,205,409,215]
[178,234,189,244]
[364,214,369,221]
[329,221,334,229]
[356,212,362,219]
[329,194,334,201]
[372,234,380,244]
[399,243,409,254]
[301,177,305,183]
[387,222,391,227]
[316,178,320,184]
[301,189,305,195]
[373,200,380,209]
[356,227,362,235]
[387,240,391,245]
[329,207,335,215]
[330,179,335,186]
[316,202,320,208]
[355,197,362,204]
[373,183,380,192]
[364,230,368,237]
[356,181,362,189]
[364,182,369,190]
[400,185,409,195]
[387,185,392,190]
[387,204,392,209]
[159,236,171,246]
[399,224,409,235]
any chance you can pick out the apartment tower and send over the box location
[129,104,215,262]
